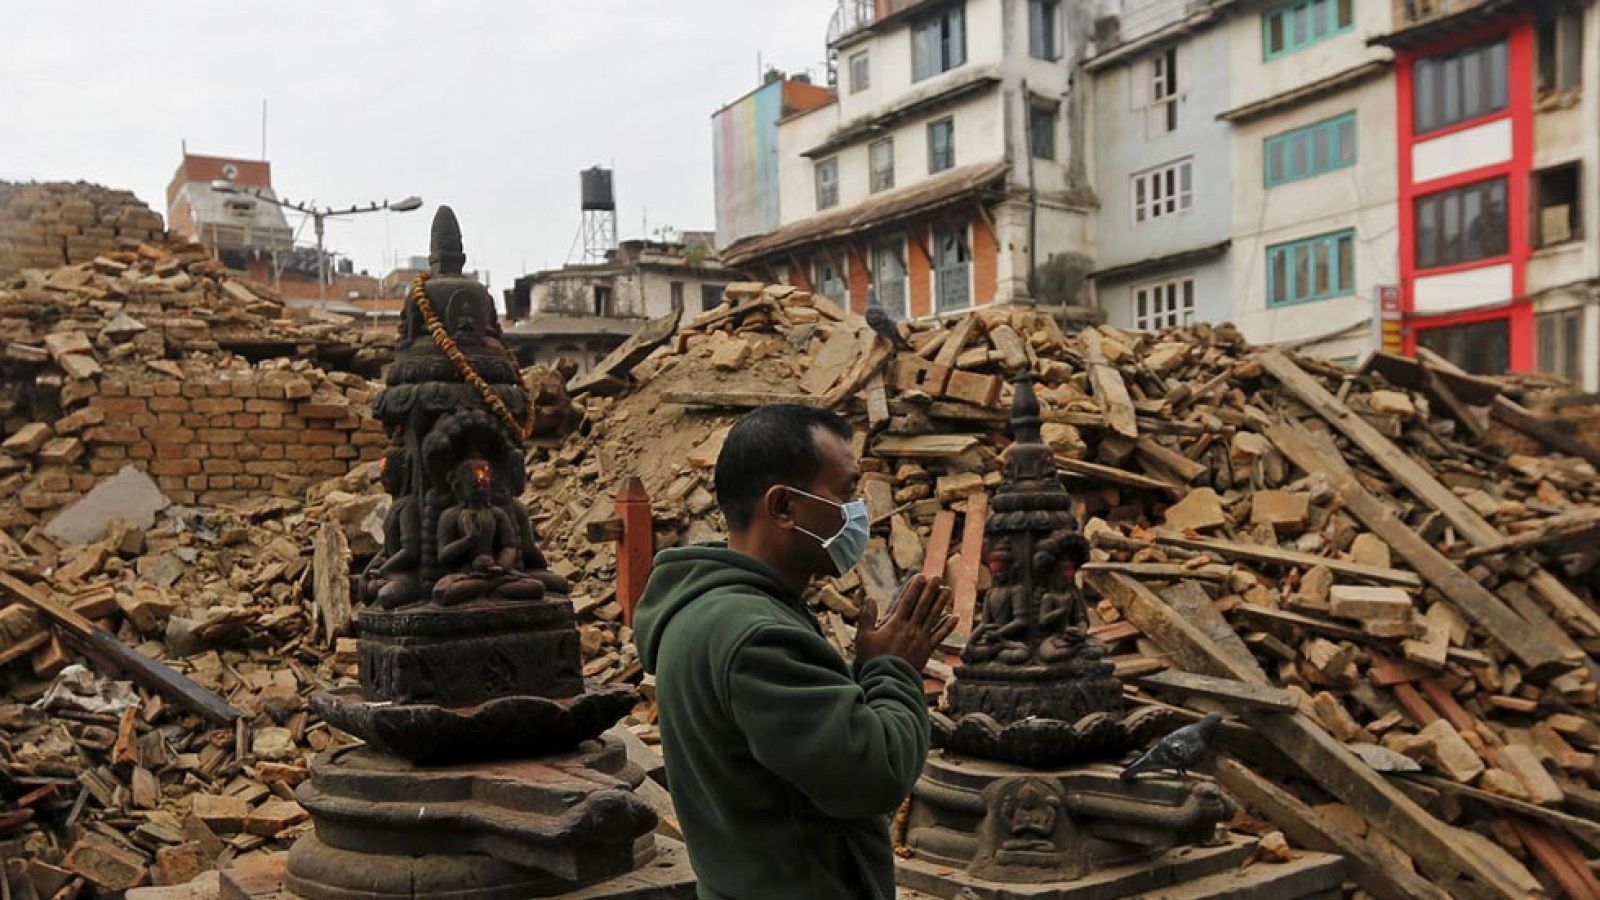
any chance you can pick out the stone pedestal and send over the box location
[896,752,1343,900]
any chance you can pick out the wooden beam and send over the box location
[1260,349,1501,547]
[615,477,654,628]
[1265,419,1577,676]
[1490,395,1600,471]
[662,390,825,409]
[0,573,241,725]
[921,511,957,580]
[1130,670,1300,713]
[1235,602,1490,667]
[1462,508,1600,560]
[950,494,988,636]
[1086,570,1536,900]
[872,434,980,459]
[1213,757,1454,900]
[1057,456,1184,499]
[1399,774,1600,853]
[1151,530,1423,588]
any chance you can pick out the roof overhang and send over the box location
[1090,240,1232,283]
[803,72,1001,160]
[722,160,1010,268]
[1219,59,1393,123]
[1367,0,1529,49]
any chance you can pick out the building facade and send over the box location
[712,75,836,250]
[1377,0,1599,387]
[503,237,741,372]
[166,153,293,276]
[720,0,1101,321]
[1222,0,1400,362]
[1086,1,1236,337]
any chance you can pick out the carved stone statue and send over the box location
[269,207,696,900]
[893,375,1260,899]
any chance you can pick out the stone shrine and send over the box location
[222,207,695,900]
[896,375,1343,900]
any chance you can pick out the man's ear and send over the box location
[761,484,796,529]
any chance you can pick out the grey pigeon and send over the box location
[1120,713,1222,781]
[865,303,912,351]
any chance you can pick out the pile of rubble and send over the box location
[520,284,1600,898]
[8,273,1600,897]
[0,182,164,279]
[1,238,394,525]
[0,459,386,895]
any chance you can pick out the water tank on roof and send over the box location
[581,167,615,211]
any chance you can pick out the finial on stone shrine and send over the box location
[429,205,467,276]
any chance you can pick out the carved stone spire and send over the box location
[429,205,467,276]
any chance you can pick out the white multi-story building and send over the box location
[721,0,1102,320]
[1221,0,1400,363]
[1085,0,1236,336]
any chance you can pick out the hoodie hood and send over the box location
[633,542,807,672]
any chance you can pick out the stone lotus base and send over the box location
[245,736,695,900]
[222,844,697,900]
[932,705,1177,768]
[311,685,638,765]
[903,753,1236,885]
[897,837,1346,900]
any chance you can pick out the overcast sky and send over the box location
[1,2,829,293]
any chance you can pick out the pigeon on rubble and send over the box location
[865,302,912,352]
[1119,712,1222,781]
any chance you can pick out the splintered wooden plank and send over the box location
[1159,581,1269,682]
[0,572,241,725]
[1151,530,1423,588]
[950,494,988,635]
[920,511,957,580]
[1260,349,1502,547]
[1214,757,1455,900]
[1464,508,1600,560]
[933,315,979,369]
[1490,395,1600,471]
[1057,456,1184,499]
[872,434,980,459]
[1086,569,1534,900]
[661,390,823,409]
[1130,670,1300,713]
[1081,327,1138,438]
[1265,419,1576,676]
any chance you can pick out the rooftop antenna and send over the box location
[260,99,268,160]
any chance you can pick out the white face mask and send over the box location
[787,486,871,576]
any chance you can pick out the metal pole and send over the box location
[314,211,327,310]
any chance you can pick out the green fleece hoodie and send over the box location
[633,543,929,900]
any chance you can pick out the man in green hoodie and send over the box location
[634,404,956,900]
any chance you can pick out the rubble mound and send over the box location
[0,181,165,279]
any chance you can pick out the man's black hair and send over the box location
[714,404,852,532]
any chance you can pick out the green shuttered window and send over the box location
[1267,229,1356,307]
[1263,0,1353,60]
[1265,113,1356,187]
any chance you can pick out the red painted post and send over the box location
[616,477,654,626]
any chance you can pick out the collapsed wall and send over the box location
[0,181,165,279]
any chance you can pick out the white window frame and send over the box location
[932,223,973,313]
[871,239,909,321]
[813,255,849,304]
[869,138,895,193]
[1132,274,1196,331]
[849,51,871,94]
[815,157,839,211]
[1148,47,1179,136]
[1132,159,1193,225]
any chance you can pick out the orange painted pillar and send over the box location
[616,477,654,626]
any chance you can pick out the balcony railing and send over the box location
[827,0,877,46]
